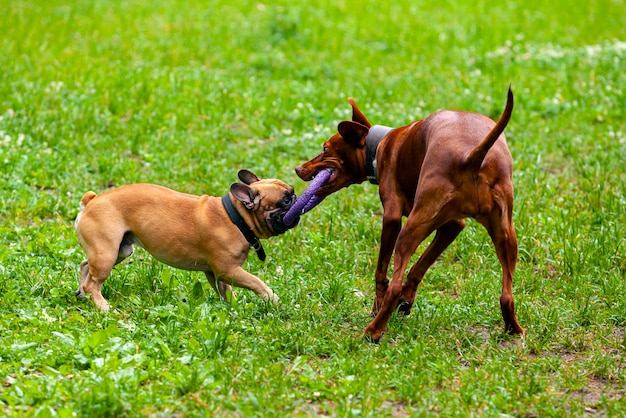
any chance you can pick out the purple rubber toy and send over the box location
[283,169,332,226]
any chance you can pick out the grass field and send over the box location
[1,0,625,416]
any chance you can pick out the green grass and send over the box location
[1,0,624,415]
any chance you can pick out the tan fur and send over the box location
[74,171,296,312]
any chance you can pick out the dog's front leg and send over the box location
[372,209,403,315]
[365,230,424,342]
[204,271,235,302]
[398,219,466,315]
[365,198,442,342]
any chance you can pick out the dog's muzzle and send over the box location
[270,194,299,234]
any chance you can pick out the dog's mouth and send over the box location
[307,168,339,198]
[268,193,299,234]
[299,167,336,194]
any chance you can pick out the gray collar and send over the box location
[365,125,393,185]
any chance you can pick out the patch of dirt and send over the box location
[569,376,624,416]
[297,399,410,417]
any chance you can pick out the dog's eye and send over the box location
[276,193,294,208]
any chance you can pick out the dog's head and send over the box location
[230,169,299,238]
[295,98,372,198]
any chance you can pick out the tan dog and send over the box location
[74,170,298,311]
[296,88,525,341]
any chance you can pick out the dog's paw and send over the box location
[263,291,279,304]
[397,297,413,316]
[92,298,111,312]
[362,326,385,344]
[362,333,381,344]
[506,323,527,336]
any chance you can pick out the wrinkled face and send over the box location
[294,133,361,198]
[252,180,299,235]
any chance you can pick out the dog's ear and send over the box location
[348,97,372,128]
[238,169,260,185]
[338,121,369,147]
[230,183,259,210]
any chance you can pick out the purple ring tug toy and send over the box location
[283,168,333,226]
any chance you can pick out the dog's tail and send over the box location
[79,191,97,211]
[463,86,513,172]
[75,191,97,229]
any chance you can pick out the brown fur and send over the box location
[296,88,525,341]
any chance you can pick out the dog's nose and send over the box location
[295,166,311,180]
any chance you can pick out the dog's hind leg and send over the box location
[78,252,118,312]
[398,219,466,315]
[76,231,131,312]
[77,260,91,298]
[478,206,525,335]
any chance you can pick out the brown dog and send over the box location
[74,170,298,311]
[296,88,525,341]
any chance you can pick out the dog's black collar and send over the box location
[365,125,393,185]
[221,194,266,262]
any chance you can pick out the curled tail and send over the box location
[76,191,97,229]
[464,86,514,171]
[79,191,97,210]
